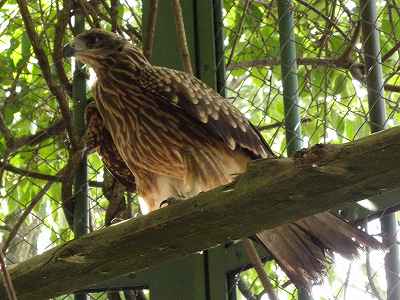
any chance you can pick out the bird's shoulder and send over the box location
[141,66,274,158]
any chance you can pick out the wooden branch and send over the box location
[53,0,73,96]
[0,162,103,188]
[385,84,400,93]
[12,119,65,150]
[3,125,400,299]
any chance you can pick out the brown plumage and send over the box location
[71,29,381,289]
[84,101,136,192]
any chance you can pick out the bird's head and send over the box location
[64,29,143,70]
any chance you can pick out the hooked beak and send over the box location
[63,43,75,58]
[63,37,87,58]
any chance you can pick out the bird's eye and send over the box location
[86,35,101,48]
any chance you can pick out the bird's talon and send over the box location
[160,197,181,208]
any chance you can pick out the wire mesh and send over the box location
[0,0,398,300]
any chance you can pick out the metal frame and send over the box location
[72,11,89,300]
[277,0,302,157]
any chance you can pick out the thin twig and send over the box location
[366,247,384,300]
[238,277,257,300]
[243,239,278,300]
[257,117,312,132]
[382,40,400,62]
[226,0,251,67]
[0,150,10,190]
[171,0,193,74]
[76,0,97,27]
[121,0,142,27]
[0,250,17,300]
[295,0,348,40]
[0,162,62,182]
[337,21,361,63]
[0,0,6,10]
[0,113,14,147]
[0,162,103,188]
[12,119,65,150]
[16,0,79,150]
[110,0,120,32]
[342,263,352,300]
[385,84,400,93]
[52,0,73,96]
[318,0,338,50]
[143,0,159,60]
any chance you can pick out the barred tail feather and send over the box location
[256,212,383,289]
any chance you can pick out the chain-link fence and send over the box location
[0,0,399,299]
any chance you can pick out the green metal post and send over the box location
[72,12,89,300]
[360,1,400,300]
[360,0,385,132]
[277,0,302,156]
[142,2,207,299]
[277,1,310,299]
[213,0,226,96]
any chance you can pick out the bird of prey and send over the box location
[67,29,381,288]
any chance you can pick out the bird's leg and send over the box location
[159,197,182,208]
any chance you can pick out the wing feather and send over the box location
[143,67,275,159]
